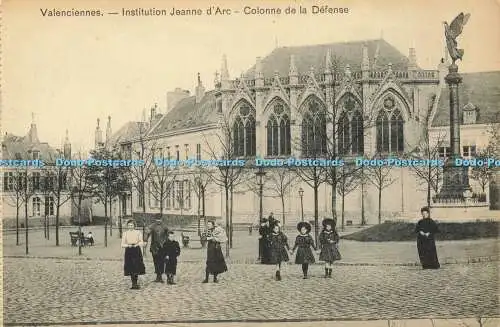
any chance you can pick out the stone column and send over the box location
[437,64,471,199]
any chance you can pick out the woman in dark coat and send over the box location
[203,221,228,283]
[164,231,181,285]
[319,218,341,278]
[415,207,440,269]
[267,223,290,281]
[121,219,146,289]
[291,222,317,279]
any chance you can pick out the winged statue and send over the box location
[444,12,471,64]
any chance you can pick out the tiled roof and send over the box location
[148,91,219,136]
[110,121,150,145]
[2,133,59,162]
[432,71,500,127]
[246,39,412,78]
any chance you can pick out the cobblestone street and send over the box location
[3,257,498,325]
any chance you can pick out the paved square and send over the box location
[3,257,498,325]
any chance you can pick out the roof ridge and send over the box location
[276,38,385,50]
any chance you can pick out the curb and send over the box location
[4,255,499,266]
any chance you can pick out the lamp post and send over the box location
[255,167,266,221]
[298,187,304,222]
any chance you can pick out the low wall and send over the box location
[131,212,220,227]
[2,216,72,229]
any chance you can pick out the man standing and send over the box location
[144,217,170,282]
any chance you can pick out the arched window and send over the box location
[351,111,364,154]
[232,103,256,157]
[32,197,41,216]
[376,96,404,153]
[266,103,291,156]
[338,113,350,155]
[301,98,327,157]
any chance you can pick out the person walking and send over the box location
[203,221,228,283]
[121,219,146,290]
[319,218,341,278]
[267,223,290,281]
[291,221,317,279]
[164,231,181,285]
[144,217,169,283]
[415,207,440,269]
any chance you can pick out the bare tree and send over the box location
[265,167,297,226]
[5,170,26,246]
[17,167,36,255]
[470,123,500,194]
[202,111,247,255]
[192,166,211,235]
[126,121,156,235]
[149,147,176,219]
[365,160,397,224]
[70,151,95,255]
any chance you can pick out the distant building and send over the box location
[112,39,499,225]
[1,116,72,228]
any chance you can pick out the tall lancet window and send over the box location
[232,103,256,157]
[338,113,350,155]
[266,103,291,156]
[301,97,327,157]
[337,95,364,156]
[376,96,405,153]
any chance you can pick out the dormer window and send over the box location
[462,103,478,125]
[32,150,40,160]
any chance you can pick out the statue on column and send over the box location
[444,12,470,64]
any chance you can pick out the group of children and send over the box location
[261,218,341,280]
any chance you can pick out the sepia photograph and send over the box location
[1,0,499,326]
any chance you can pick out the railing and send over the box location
[229,69,438,89]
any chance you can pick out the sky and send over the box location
[2,0,500,151]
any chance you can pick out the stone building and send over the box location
[113,38,499,225]
[1,116,72,228]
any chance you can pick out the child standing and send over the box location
[267,223,290,281]
[291,222,317,279]
[121,219,146,290]
[164,231,181,285]
[319,219,341,278]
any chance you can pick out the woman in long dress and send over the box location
[319,218,341,278]
[203,221,228,283]
[121,219,146,289]
[415,207,440,269]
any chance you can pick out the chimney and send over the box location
[63,129,71,159]
[463,103,478,125]
[408,47,417,70]
[27,112,40,143]
[167,88,190,112]
[195,73,206,103]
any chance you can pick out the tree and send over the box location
[49,164,71,246]
[18,167,36,255]
[406,105,446,207]
[5,170,26,246]
[470,123,500,194]
[365,161,397,224]
[192,166,211,235]
[336,164,360,231]
[203,110,247,255]
[87,147,130,246]
[126,121,156,236]
[70,151,95,255]
[265,167,297,226]
[149,147,176,219]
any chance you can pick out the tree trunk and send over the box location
[16,201,20,246]
[427,169,432,208]
[118,195,123,239]
[25,200,29,255]
[197,186,201,236]
[78,196,83,255]
[104,198,108,248]
[281,196,286,227]
[378,187,382,225]
[229,185,234,248]
[341,194,345,231]
[55,199,60,246]
[331,182,337,223]
[109,198,113,237]
[361,168,366,226]
[225,185,230,257]
[314,183,319,247]
[202,187,206,227]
